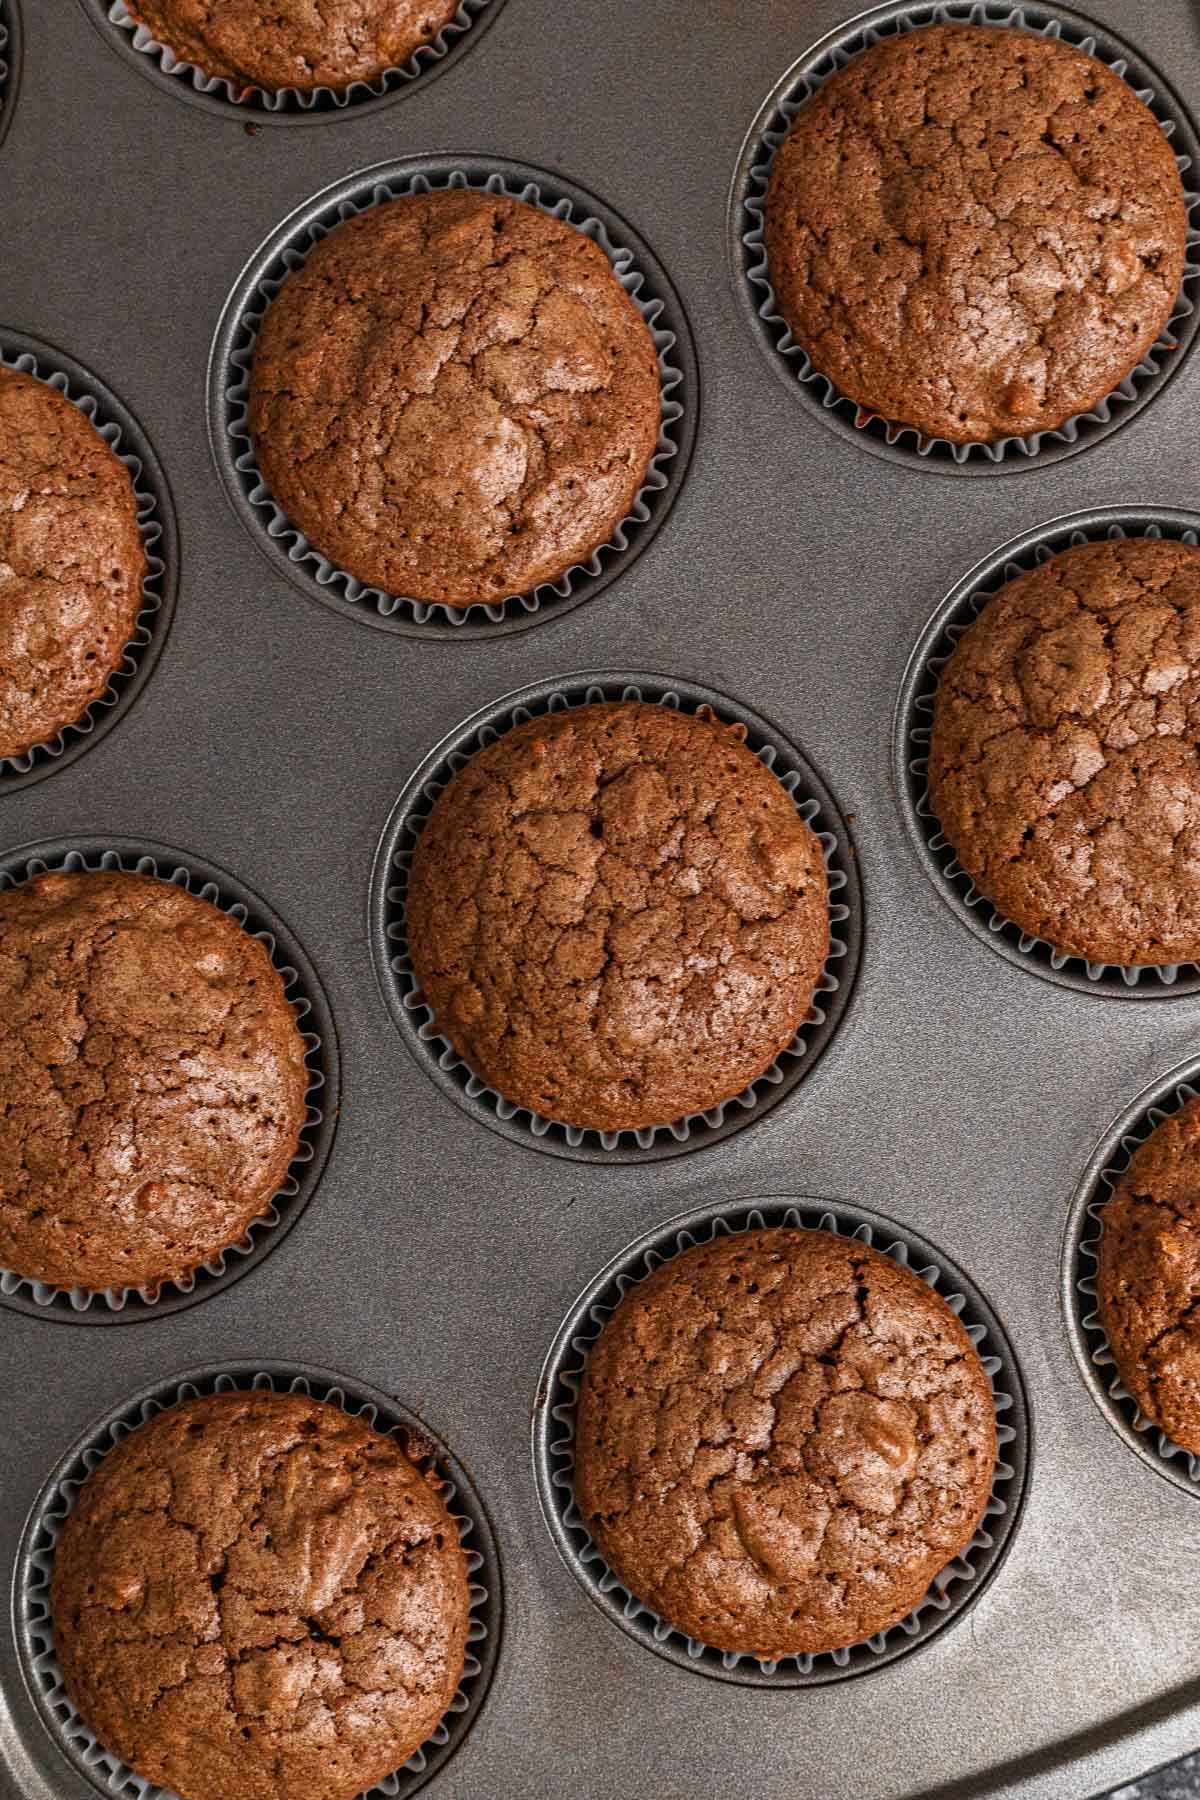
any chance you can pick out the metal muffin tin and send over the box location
[4,2,1200,1797]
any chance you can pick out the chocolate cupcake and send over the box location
[927,536,1200,966]
[0,869,309,1291]
[1097,1096,1200,1456]
[0,367,145,762]
[123,0,461,95]
[763,24,1187,444]
[404,700,830,1131]
[51,1389,470,1800]
[248,188,662,608]
[573,1227,997,1657]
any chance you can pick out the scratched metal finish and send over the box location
[2,2,1200,1796]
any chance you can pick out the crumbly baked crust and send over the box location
[763,25,1186,443]
[574,1227,997,1657]
[0,367,144,761]
[0,870,309,1290]
[124,0,461,93]
[927,538,1200,965]
[404,701,830,1131]
[1097,1097,1200,1455]
[51,1390,470,1800]
[249,190,661,607]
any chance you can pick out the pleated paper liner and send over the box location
[895,506,1200,997]
[369,674,861,1162]
[533,1197,1028,1685]
[733,1,1200,473]
[16,1363,500,1799]
[0,840,338,1321]
[209,157,695,638]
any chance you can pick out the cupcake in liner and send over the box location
[1067,1063,1200,1498]
[737,1,1200,471]
[16,1364,498,1800]
[97,0,502,115]
[0,843,336,1321]
[0,334,174,790]
[371,676,859,1161]
[897,508,1200,996]
[214,160,691,635]
[534,1198,1025,1685]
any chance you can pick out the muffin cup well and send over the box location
[894,507,1200,996]
[209,157,695,638]
[0,840,338,1321]
[732,1,1200,474]
[369,674,861,1163]
[15,1363,500,1800]
[533,1197,1027,1685]
[81,0,507,119]
[1063,1058,1200,1500]
[0,332,177,792]
[0,1,17,154]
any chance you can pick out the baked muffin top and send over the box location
[1097,1096,1200,1456]
[574,1227,997,1658]
[124,0,461,94]
[763,24,1186,443]
[404,701,830,1131]
[51,1390,470,1800]
[249,189,661,608]
[0,367,145,762]
[0,870,309,1291]
[927,537,1200,966]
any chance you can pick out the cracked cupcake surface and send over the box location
[404,701,830,1132]
[248,188,662,608]
[124,0,461,94]
[573,1227,996,1658]
[0,367,145,762]
[50,1390,470,1800]
[1097,1097,1200,1456]
[927,537,1200,966]
[0,869,309,1292]
[762,24,1187,444]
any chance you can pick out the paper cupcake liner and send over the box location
[0,1,13,152]
[0,332,176,791]
[15,1364,499,1800]
[735,1,1200,473]
[895,507,1200,996]
[533,1197,1026,1686]
[0,841,338,1321]
[210,158,694,638]
[91,0,504,116]
[369,674,861,1163]
[1064,1059,1200,1500]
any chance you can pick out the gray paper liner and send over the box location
[900,509,1200,995]
[0,3,9,141]
[377,680,854,1156]
[1071,1071,1200,1497]
[17,1366,495,1800]
[0,846,334,1319]
[536,1200,1023,1684]
[101,0,501,113]
[0,340,171,786]
[219,165,686,631]
[738,1,1200,469]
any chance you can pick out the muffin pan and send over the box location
[369,673,858,1161]
[534,1196,1026,1686]
[210,157,695,637]
[894,505,1200,996]
[79,0,508,120]
[0,332,176,793]
[732,0,1200,474]
[5,2,1200,1797]
[14,1364,500,1800]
